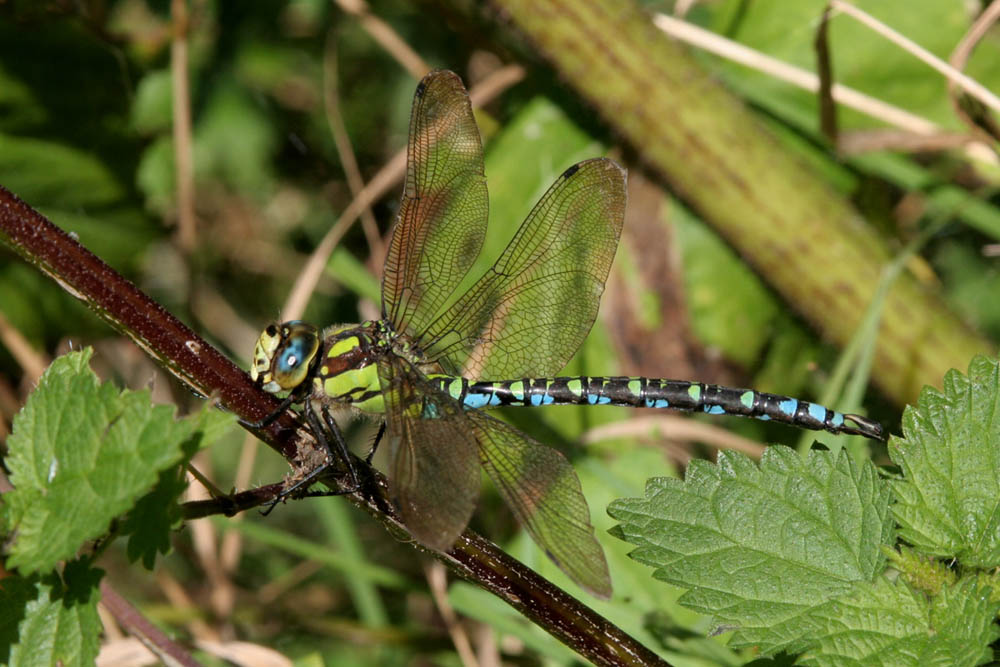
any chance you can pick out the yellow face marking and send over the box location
[250,326,282,382]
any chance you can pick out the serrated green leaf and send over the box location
[799,576,998,667]
[927,577,1000,665]
[608,447,893,654]
[120,464,189,569]
[121,407,234,569]
[890,356,1000,567]
[3,349,227,574]
[0,572,35,661]
[1,560,103,667]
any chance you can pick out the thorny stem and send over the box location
[0,186,667,666]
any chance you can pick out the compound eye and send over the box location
[272,328,319,390]
[278,339,305,372]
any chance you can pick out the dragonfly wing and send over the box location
[420,158,626,380]
[378,356,480,552]
[382,70,488,339]
[468,410,612,598]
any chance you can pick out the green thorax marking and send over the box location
[311,321,380,413]
[313,319,440,415]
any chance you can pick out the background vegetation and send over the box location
[2,0,1000,664]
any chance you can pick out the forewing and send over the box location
[382,70,488,339]
[468,410,611,598]
[420,158,626,380]
[378,356,480,552]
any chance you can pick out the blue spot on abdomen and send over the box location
[464,393,491,410]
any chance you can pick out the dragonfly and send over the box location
[250,70,884,599]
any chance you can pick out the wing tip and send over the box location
[562,157,628,185]
[417,69,464,98]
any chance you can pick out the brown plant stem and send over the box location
[0,185,667,667]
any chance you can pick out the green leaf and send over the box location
[608,447,893,654]
[799,577,998,667]
[674,203,779,367]
[0,559,103,667]
[2,349,232,574]
[0,63,46,131]
[120,465,189,569]
[120,408,233,569]
[195,82,277,195]
[131,69,173,134]
[327,246,381,303]
[884,544,956,597]
[135,135,175,214]
[890,356,1000,567]
[0,133,124,209]
[713,0,1000,131]
[936,241,1000,343]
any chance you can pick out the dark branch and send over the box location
[0,185,667,667]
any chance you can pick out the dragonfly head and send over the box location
[251,321,320,394]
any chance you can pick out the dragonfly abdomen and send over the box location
[438,375,883,441]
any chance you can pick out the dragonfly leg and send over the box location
[240,393,298,430]
[287,399,359,495]
[365,422,386,464]
[317,402,360,492]
[261,400,360,515]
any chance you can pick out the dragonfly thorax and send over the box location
[252,319,410,414]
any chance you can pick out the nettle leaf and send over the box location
[890,356,1000,567]
[608,446,893,655]
[799,576,998,667]
[0,559,103,667]
[3,349,232,574]
[120,408,233,569]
